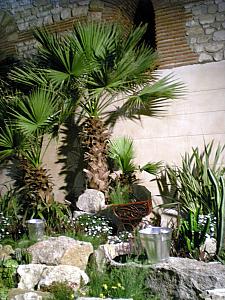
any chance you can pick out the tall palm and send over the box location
[10,22,184,194]
[0,88,69,216]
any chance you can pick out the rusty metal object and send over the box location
[110,200,152,230]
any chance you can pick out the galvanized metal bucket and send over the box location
[139,226,172,263]
[26,219,45,241]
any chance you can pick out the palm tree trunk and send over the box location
[79,117,110,194]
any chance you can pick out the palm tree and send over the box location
[10,22,184,195]
[0,88,69,217]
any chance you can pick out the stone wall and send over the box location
[0,0,138,59]
[0,0,225,66]
[185,0,225,63]
[151,0,225,68]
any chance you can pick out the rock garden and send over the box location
[0,21,224,300]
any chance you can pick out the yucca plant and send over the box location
[157,141,225,214]
[208,169,225,256]
[10,22,184,194]
[0,88,69,218]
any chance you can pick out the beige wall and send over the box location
[113,60,225,203]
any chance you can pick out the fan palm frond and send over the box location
[108,136,136,174]
[12,89,60,136]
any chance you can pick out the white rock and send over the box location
[28,236,93,270]
[18,264,89,291]
[17,264,46,290]
[38,265,89,291]
[77,189,106,213]
[199,53,213,62]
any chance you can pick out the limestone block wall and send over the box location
[0,0,137,58]
[185,0,225,63]
[1,0,225,66]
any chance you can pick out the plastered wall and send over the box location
[113,60,225,203]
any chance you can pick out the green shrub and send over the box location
[85,264,159,300]
[44,282,74,300]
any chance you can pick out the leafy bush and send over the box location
[74,214,113,247]
[0,259,18,289]
[109,182,130,205]
[44,282,74,300]
[85,265,159,300]
[0,187,25,241]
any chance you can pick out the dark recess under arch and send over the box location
[134,0,156,49]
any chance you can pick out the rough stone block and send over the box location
[187,26,204,36]
[213,50,224,60]
[78,0,90,5]
[213,29,225,40]
[205,27,215,34]
[216,13,225,21]
[8,289,51,300]
[72,6,88,17]
[218,2,225,12]
[60,8,71,20]
[197,35,211,43]
[147,258,225,300]
[43,15,53,25]
[17,264,89,292]
[205,42,224,52]
[192,5,207,16]
[18,22,29,31]
[194,44,205,52]
[208,4,218,14]
[28,236,94,270]
[53,14,61,22]
[88,11,102,20]
[199,14,215,24]
[199,53,213,62]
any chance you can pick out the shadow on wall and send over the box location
[56,117,85,207]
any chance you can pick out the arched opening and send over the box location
[134,0,156,49]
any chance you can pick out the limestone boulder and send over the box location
[94,242,132,271]
[17,264,89,292]
[147,257,225,300]
[77,189,106,213]
[8,289,52,300]
[28,236,93,270]
[0,244,14,260]
[17,264,45,290]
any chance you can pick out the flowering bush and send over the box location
[0,213,11,241]
[75,214,113,238]
[108,231,133,244]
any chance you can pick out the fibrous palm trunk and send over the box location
[13,157,54,208]
[79,117,110,194]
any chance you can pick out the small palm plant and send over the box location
[10,22,184,194]
[0,88,68,217]
[108,136,162,199]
